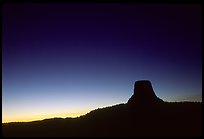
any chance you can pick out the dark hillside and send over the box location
[2,80,202,137]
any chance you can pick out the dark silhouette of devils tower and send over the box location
[128,80,164,107]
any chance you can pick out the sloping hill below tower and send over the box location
[2,80,202,137]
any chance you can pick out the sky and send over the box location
[2,3,202,123]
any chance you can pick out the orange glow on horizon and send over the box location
[2,111,89,123]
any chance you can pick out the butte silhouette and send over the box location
[128,80,163,105]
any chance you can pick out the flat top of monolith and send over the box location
[134,80,152,88]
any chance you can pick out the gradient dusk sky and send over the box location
[2,3,202,123]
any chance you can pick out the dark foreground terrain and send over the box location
[2,80,202,137]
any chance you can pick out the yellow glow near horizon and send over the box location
[2,100,120,123]
[2,111,89,123]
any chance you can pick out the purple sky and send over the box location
[2,3,202,122]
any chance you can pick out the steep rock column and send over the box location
[128,80,164,108]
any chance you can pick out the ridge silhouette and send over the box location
[2,80,202,137]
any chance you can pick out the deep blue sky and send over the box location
[2,3,202,122]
